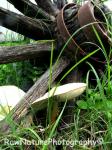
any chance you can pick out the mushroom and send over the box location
[0,85,25,121]
[31,83,87,123]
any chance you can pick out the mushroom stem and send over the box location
[51,101,59,123]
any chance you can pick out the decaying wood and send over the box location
[7,0,53,21]
[0,43,52,64]
[0,7,53,40]
[0,56,70,132]
[63,4,86,47]
[53,0,68,9]
[35,0,59,16]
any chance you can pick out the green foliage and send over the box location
[0,41,47,91]
[0,61,44,89]
[0,38,48,92]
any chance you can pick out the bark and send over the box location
[0,56,70,132]
[0,43,52,64]
[53,0,68,9]
[35,0,59,16]
[7,0,54,21]
[0,7,53,40]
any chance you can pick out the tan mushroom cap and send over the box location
[31,83,87,111]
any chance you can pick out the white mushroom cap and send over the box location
[31,83,86,110]
[0,85,25,121]
[0,85,25,107]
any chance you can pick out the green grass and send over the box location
[0,41,27,46]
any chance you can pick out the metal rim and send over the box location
[56,3,83,58]
[78,2,109,44]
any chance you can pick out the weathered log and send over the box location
[0,43,52,64]
[7,0,54,21]
[0,7,53,40]
[0,56,70,132]
[35,0,59,16]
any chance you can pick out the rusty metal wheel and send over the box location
[78,1,110,45]
[56,2,111,63]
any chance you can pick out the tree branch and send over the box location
[35,0,59,16]
[0,43,52,64]
[0,56,70,132]
[7,0,54,21]
[0,7,53,40]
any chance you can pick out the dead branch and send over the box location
[0,7,53,40]
[7,0,54,21]
[0,43,52,64]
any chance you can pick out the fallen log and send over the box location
[0,43,52,64]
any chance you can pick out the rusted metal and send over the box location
[56,2,111,64]
[56,3,83,60]
[78,2,110,44]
